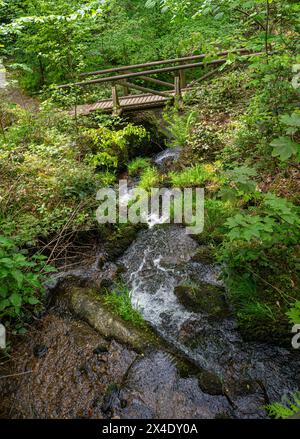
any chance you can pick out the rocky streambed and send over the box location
[1,148,299,419]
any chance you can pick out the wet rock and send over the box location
[0,315,136,419]
[0,314,236,420]
[47,261,119,293]
[117,351,232,419]
[64,287,155,350]
[93,345,109,355]
[174,281,230,319]
[191,246,215,265]
[102,385,121,415]
[223,379,267,419]
[104,225,146,260]
[197,370,224,396]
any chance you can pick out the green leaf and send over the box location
[271,137,299,161]
[287,301,300,325]
[281,113,300,128]
[17,327,27,335]
[0,299,10,311]
[27,296,40,305]
[0,236,14,247]
[0,258,14,268]
[0,285,8,298]
[11,269,24,288]
[218,187,238,201]
[9,293,22,308]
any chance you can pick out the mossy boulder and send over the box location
[175,281,230,319]
[57,287,159,351]
[103,224,146,259]
[191,246,215,264]
[198,370,224,395]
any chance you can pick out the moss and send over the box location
[103,283,146,329]
[103,223,146,259]
[191,246,215,265]
[175,281,230,320]
[197,370,224,395]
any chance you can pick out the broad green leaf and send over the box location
[271,137,299,161]
[10,292,22,308]
[0,299,10,311]
[281,113,300,128]
[27,296,40,305]
[11,269,24,287]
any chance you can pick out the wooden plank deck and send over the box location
[73,92,175,116]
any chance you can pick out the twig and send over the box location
[234,7,266,31]
[0,370,33,380]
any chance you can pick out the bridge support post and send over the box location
[174,75,183,110]
[112,84,121,116]
[121,80,129,96]
[179,65,186,89]
[122,72,130,95]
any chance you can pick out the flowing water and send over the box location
[153,147,181,171]
[119,224,300,417]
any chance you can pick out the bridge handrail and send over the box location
[59,50,265,89]
[78,48,252,78]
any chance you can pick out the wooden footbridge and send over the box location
[59,49,265,116]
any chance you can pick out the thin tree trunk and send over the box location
[265,0,270,63]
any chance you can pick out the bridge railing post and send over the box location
[112,83,121,116]
[174,75,183,110]
[122,71,130,95]
[179,62,186,89]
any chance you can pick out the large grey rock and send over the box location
[65,287,155,350]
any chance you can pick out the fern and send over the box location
[287,301,300,325]
[266,391,300,419]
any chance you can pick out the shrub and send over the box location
[218,192,300,341]
[0,236,55,323]
[128,157,151,176]
[184,123,225,163]
[139,167,160,190]
[163,108,197,148]
[169,164,216,188]
[83,124,149,171]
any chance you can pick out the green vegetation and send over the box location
[163,108,197,148]
[128,157,151,176]
[0,0,299,350]
[287,301,300,325]
[0,235,55,331]
[266,391,300,419]
[169,163,217,188]
[103,283,146,328]
[83,123,149,171]
[139,166,161,190]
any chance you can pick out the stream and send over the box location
[1,147,299,419]
[120,223,300,417]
